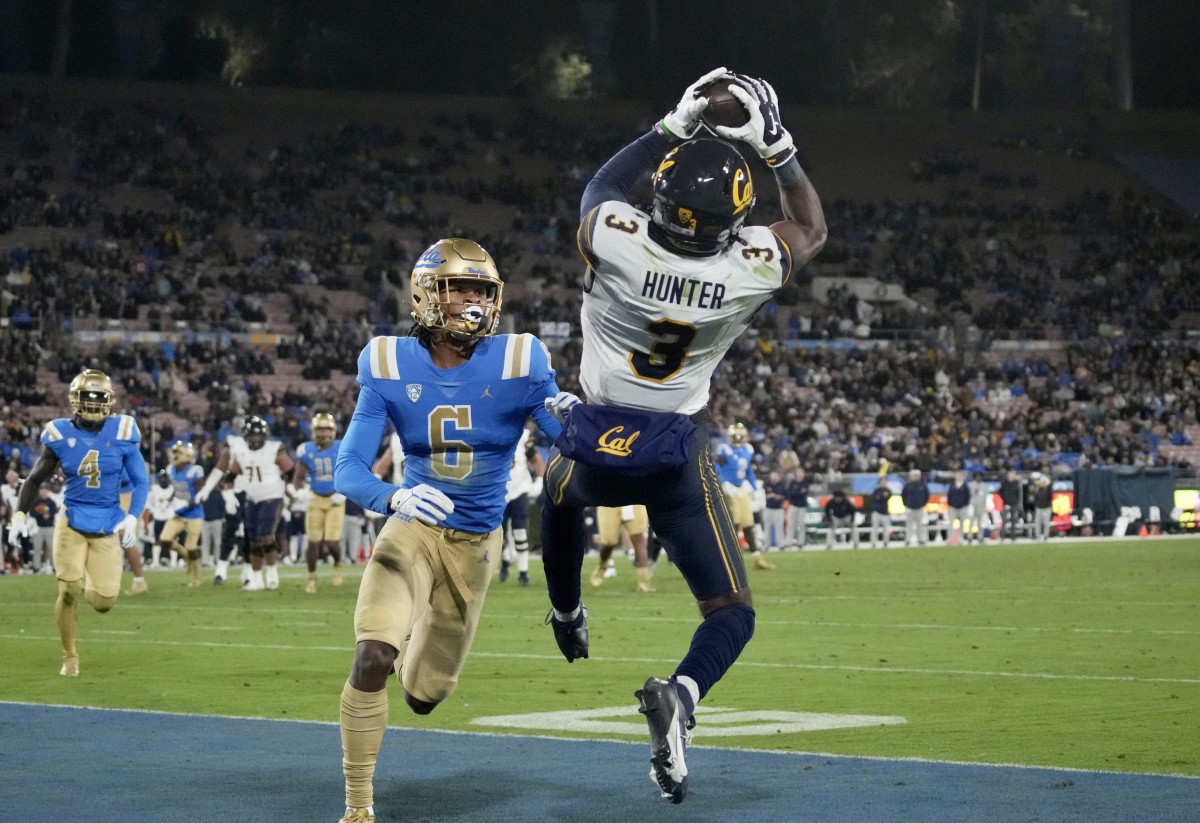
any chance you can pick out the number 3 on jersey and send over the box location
[628,318,697,382]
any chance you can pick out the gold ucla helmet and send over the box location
[170,440,196,465]
[312,412,336,445]
[410,238,504,341]
[649,138,755,256]
[727,422,748,444]
[68,369,115,422]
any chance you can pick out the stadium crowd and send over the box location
[1,81,1198,573]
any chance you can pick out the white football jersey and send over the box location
[579,200,790,415]
[505,429,533,502]
[231,438,286,502]
[225,434,248,493]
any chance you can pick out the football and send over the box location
[700,79,750,131]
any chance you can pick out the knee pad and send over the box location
[86,590,117,613]
[58,578,83,604]
[404,689,439,715]
[513,528,528,551]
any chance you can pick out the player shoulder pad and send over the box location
[500,333,552,381]
[359,335,404,382]
[115,415,140,442]
[42,419,70,443]
[297,442,311,458]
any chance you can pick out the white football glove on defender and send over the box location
[117,514,140,550]
[658,66,728,140]
[8,511,31,541]
[390,484,455,526]
[544,391,582,423]
[330,492,346,506]
[713,75,797,167]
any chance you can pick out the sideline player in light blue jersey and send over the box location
[294,412,345,593]
[160,440,206,587]
[714,421,771,569]
[332,238,573,823]
[9,370,149,677]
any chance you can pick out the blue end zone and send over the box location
[2,702,1197,822]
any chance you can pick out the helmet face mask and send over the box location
[649,139,755,256]
[245,416,269,449]
[410,238,504,342]
[68,369,115,424]
[312,413,336,447]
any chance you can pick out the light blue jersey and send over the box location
[296,439,342,496]
[42,415,149,534]
[336,334,562,533]
[168,463,206,520]
[715,441,757,488]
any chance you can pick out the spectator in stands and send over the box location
[901,469,930,546]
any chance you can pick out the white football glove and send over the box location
[8,511,31,542]
[544,391,581,423]
[713,75,796,166]
[390,484,454,526]
[721,481,739,498]
[117,514,139,550]
[330,492,346,506]
[659,66,728,140]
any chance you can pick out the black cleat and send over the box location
[636,677,692,804]
[545,603,588,662]
[499,559,511,582]
[518,571,531,587]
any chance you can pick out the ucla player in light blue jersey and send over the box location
[159,440,206,587]
[294,412,345,593]
[331,238,574,823]
[714,422,771,569]
[9,370,149,677]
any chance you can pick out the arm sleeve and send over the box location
[335,382,397,515]
[123,449,150,517]
[580,128,673,218]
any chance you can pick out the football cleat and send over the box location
[754,553,776,571]
[59,653,80,677]
[331,566,344,587]
[590,564,606,588]
[545,604,589,662]
[636,677,693,804]
[518,571,530,587]
[213,573,225,585]
[499,558,511,582]
[124,578,148,596]
[338,807,375,823]
[305,577,317,594]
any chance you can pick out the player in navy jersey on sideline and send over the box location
[539,68,826,804]
[293,412,346,592]
[9,370,149,676]
[331,237,574,823]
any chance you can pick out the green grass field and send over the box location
[2,537,1197,777]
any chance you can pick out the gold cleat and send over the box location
[338,808,375,823]
[331,566,344,587]
[753,554,775,571]
[636,567,656,593]
[590,564,606,588]
[124,578,149,596]
[60,654,79,677]
[305,577,317,594]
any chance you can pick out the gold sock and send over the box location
[55,593,78,656]
[341,680,389,809]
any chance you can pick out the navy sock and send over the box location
[674,602,755,703]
